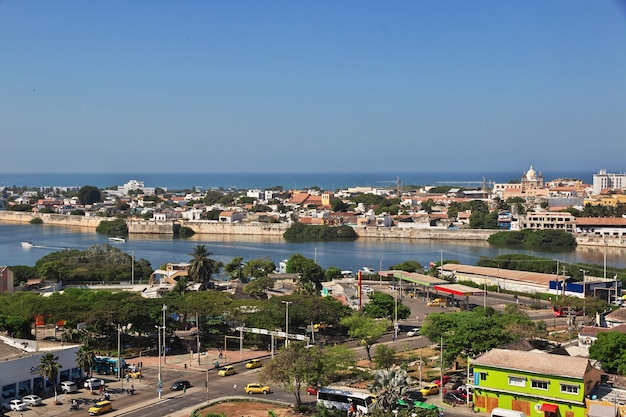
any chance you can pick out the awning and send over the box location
[540,404,559,413]
[588,404,616,417]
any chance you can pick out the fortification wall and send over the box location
[180,220,288,236]
[354,226,495,241]
[127,220,175,234]
[0,211,104,228]
[1,210,623,247]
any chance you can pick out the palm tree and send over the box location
[38,352,62,403]
[368,366,413,412]
[75,347,96,380]
[188,245,222,290]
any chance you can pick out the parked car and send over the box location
[217,366,236,377]
[245,359,263,369]
[60,380,78,393]
[443,391,466,405]
[457,385,474,400]
[21,395,42,406]
[169,380,191,391]
[88,400,112,415]
[306,386,319,395]
[84,378,104,390]
[433,375,451,386]
[419,384,440,396]
[405,390,424,402]
[407,328,420,337]
[427,298,445,307]
[244,383,271,394]
[3,399,28,412]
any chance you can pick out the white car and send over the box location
[407,328,420,337]
[3,399,29,412]
[21,395,43,406]
[84,378,104,390]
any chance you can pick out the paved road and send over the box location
[25,281,553,417]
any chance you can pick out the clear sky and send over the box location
[1,1,625,174]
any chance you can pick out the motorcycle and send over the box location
[69,400,79,411]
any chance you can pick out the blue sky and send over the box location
[1,1,625,173]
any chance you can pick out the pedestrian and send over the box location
[439,409,444,417]
[126,374,130,383]
[416,314,419,322]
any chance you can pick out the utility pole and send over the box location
[162,304,168,365]
[282,301,292,347]
[196,312,201,366]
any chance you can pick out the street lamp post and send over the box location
[282,301,292,347]
[162,304,167,365]
[156,325,162,399]
[580,270,588,317]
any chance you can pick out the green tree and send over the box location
[368,366,413,412]
[77,185,102,205]
[340,314,390,361]
[243,257,276,280]
[374,344,397,369]
[0,315,32,338]
[589,332,626,374]
[259,342,330,407]
[188,245,223,290]
[362,292,411,320]
[224,257,245,281]
[286,253,325,295]
[75,347,96,379]
[39,352,62,402]
[243,276,275,298]
[389,260,422,272]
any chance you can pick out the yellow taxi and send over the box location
[244,383,271,394]
[245,359,263,369]
[88,400,113,415]
[419,384,440,396]
[217,365,236,376]
[124,369,142,379]
[427,298,445,307]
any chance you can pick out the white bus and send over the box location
[491,408,526,417]
[317,387,376,414]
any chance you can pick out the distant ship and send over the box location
[21,241,34,248]
[108,237,126,243]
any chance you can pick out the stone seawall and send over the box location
[355,226,495,241]
[1,211,623,246]
[180,220,289,236]
[0,211,106,228]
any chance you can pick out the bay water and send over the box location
[2,223,624,277]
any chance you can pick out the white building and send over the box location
[0,337,81,403]
[593,169,626,196]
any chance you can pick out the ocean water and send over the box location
[0,170,594,191]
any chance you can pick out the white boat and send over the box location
[21,241,34,248]
[108,237,126,243]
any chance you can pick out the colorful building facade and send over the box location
[471,349,603,417]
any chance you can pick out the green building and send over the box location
[471,349,603,417]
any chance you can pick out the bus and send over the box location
[92,356,127,375]
[317,387,376,415]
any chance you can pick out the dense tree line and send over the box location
[420,304,546,366]
[11,244,152,285]
[487,229,577,250]
[283,222,358,242]
[95,218,129,237]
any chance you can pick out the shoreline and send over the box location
[0,211,624,248]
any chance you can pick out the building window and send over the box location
[531,380,549,390]
[480,372,488,381]
[508,376,526,387]
[560,384,578,394]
